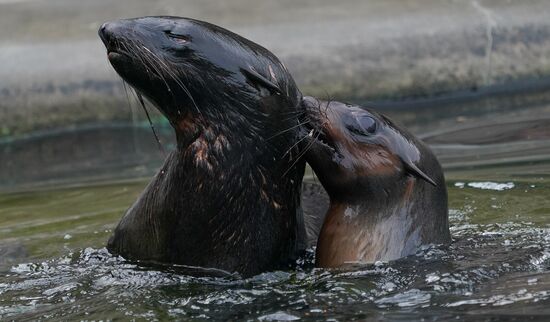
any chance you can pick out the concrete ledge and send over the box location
[1,0,550,136]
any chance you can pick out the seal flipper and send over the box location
[241,67,281,95]
[403,161,437,187]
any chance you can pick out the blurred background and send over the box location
[2,0,550,190]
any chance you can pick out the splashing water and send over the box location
[0,178,549,320]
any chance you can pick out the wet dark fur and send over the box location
[99,17,306,276]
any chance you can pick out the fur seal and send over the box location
[99,17,306,277]
[300,97,450,268]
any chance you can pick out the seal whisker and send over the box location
[122,80,143,155]
[279,109,304,117]
[111,40,167,155]
[316,96,330,121]
[121,80,132,113]
[278,111,302,120]
[140,45,202,114]
[127,38,188,115]
[133,40,201,120]
[267,120,310,140]
[135,90,166,156]
[136,44,171,85]
[128,40,171,86]
[282,131,321,176]
[278,112,305,123]
[140,49,184,111]
[281,129,313,159]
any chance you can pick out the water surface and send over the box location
[1,176,549,320]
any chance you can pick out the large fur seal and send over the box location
[300,97,450,268]
[99,17,307,277]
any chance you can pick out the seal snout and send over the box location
[98,22,112,47]
[98,21,126,52]
[99,21,135,64]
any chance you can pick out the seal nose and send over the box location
[98,22,111,46]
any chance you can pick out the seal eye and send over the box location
[347,115,377,136]
[166,32,190,44]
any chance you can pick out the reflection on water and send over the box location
[3,80,550,190]
[0,178,549,320]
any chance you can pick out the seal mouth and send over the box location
[299,101,337,154]
[302,119,337,154]
[107,49,131,62]
[99,23,133,62]
[108,51,123,60]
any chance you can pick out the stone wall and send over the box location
[2,0,550,137]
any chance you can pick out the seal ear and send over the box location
[241,67,281,95]
[403,161,437,187]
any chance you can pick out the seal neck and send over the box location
[316,173,450,268]
[315,200,419,268]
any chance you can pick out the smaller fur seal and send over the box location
[300,97,451,268]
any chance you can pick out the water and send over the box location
[1,177,549,320]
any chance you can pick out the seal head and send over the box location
[99,16,301,123]
[301,97,450,268]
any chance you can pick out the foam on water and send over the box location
[454,181,515,191]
